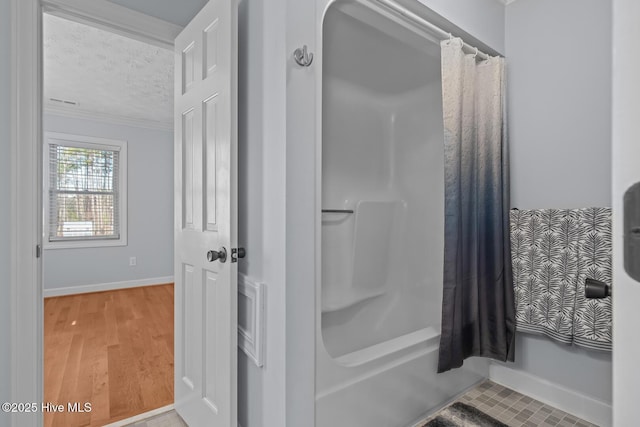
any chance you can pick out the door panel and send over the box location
[174,0,237,425]
[204,94,219,231]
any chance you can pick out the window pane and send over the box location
[51,193,117,239]
[49,144,120,241]
[55,146,115,192]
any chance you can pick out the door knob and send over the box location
[207,247,227,263]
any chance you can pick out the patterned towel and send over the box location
[510,208,612,351]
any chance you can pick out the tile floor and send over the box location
[123,411,186,427]
[126,380,599,427]
[418,380,598,427]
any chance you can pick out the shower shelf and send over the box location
[321,287,386,313]
[322,209,354,214]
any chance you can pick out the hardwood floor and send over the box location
[44,284,174,427]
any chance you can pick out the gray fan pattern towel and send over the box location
[510,208,612,351]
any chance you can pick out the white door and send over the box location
[612,0,640,425]
[174,0,237,425]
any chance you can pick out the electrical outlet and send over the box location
[129,257,137,266]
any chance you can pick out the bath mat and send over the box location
[422,402,508,427]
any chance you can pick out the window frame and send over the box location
[43,131,128,249]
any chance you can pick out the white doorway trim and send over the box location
[9,2,180,425]
[10,1,42,426]
[612,0,640,424]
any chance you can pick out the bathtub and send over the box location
[316,327,487,427]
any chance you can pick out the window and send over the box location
[44,132,127,248]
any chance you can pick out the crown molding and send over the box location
[45,104,173,132]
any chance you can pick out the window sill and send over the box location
[43,238,127,250]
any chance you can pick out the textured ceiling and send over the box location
[43,13,173,127]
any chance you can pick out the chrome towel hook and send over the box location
[293,45,314,67]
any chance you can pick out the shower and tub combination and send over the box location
[315,0,502,425]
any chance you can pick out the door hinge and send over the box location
[231,247,246,263]
[36,244,41,258]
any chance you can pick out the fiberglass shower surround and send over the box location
[315,1,501,426]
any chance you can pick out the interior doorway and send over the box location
[41,10,176,426]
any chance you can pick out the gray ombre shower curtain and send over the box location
[437,38,515,373]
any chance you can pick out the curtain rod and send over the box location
[373,0,492,60]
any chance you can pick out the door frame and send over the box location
[9,2,181,425]
[10,1,42,425]
[612,0,640,424]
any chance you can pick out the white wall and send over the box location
[42,114,174,292]
[501,0,612,422]
[0,0,12,424]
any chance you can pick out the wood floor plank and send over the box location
[44,284,174,427]
[53,333,84,427]
[89,338,110,426]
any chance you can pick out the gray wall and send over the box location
[504,0,612,404]
[418,0,506,53]
[237,0,265,425]
[43,114,174,290]
[0,0,11,424]
[508,0,611,209]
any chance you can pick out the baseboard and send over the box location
[43,276,174,297]
[102,404,174,427]
[489,363,612,427]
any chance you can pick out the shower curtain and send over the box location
[437,38,515,373]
